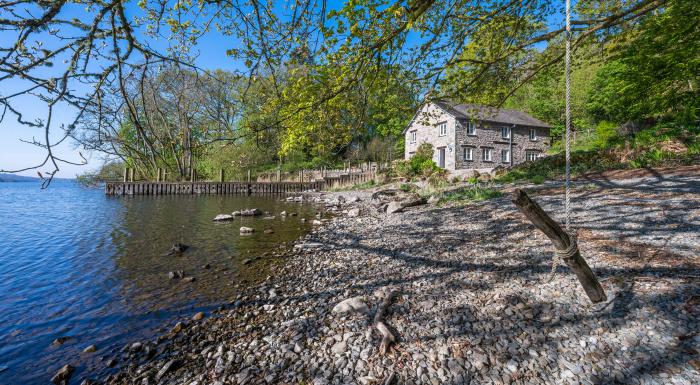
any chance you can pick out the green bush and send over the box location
[530,175,545,185]
[395,142,443,180]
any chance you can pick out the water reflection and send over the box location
[0,182,317,384]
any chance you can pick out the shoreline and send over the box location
[96,171,699,385]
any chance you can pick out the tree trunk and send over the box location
[512,189,607,303]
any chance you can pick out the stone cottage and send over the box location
[403,100,551,175]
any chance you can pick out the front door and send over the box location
[438,147,446,168]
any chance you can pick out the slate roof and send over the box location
[433,100,552,128]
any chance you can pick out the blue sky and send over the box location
[0,1,567,178]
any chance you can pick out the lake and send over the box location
[0,180,319,384]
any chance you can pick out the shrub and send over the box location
[427,169,448,187]
[395,142,443,180]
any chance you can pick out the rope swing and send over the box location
[510,1,607,304]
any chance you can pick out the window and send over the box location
[462,147,473,161]
[409,130,417,143]
[526,151,538,162]
[466,121,476,135]
[482,148,493,162]
[501,126,511,139]
[501,149,510,163]
[529,128,537,141]
[437,122,447,136]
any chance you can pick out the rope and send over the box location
[550,0,573,281]
[555,236,578,261]
[565,0,572,231]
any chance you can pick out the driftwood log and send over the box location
[512,189,607,303]
[370,288,398,355]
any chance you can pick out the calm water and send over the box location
[0,180,318,384]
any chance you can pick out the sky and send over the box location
[0,1,568,178]
[0,2,247,178]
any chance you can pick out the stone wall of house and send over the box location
[454,120,550,170]
[404,103,458,170]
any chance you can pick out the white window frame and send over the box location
[501,126,511,139]
[529,128,538,141]
[525,151,538,162]
[501,149,510,163]
[462,146,473,161]
[466,121,476,135]
[482,148,493,162]
[410,130,417,143]
[437,122,447,137]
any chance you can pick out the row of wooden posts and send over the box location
[122,168,330,183]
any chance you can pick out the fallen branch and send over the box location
[512,189,607,303]
[371,288,398,355]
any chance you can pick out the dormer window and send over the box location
[437,122,447,136]
[466,121,476,135]
[529,128,538,141]
[501,126,511,139]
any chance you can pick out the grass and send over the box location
[328,179,377,191]
[438,186,503,205]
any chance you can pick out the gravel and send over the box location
[100,172,699,385]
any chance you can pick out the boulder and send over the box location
[263,229,274,234]
[51,336,72,346]
[192,312,205,321]
[168,271,185,280]
[332,297,369,315]
[213,214,233,221]
[182,276,196,283]
[164,243,189,256]
[171,322,183,334]
[347,208,360,217]
[312,219,322,225]
[51,364,74,385]
[240,226,255,234]
[386,201,405,214]
[240,208,263,216]
[280,211,287,216]
[130,342,143,352]
[82,345,97,353]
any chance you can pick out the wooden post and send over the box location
[219,169,225,183]
[190,168,195,183]
[129,168,134,182]
[156,168,161,182]
[512,189,607,303]
[247,169,251,182]
[300,169,304,183]
[123,168,128,182]
[277,168,281,182]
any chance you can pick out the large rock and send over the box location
[51,364,74,385]
[239,208,263,216]
[164,243,189,256]
[386,201,405,214]
[213,214,234,221]
[347,208,360,217]
[332,297,369,315]
[240,226,255,234]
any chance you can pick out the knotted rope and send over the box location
[549,0,573,282]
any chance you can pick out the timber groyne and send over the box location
[104,181,325,196]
